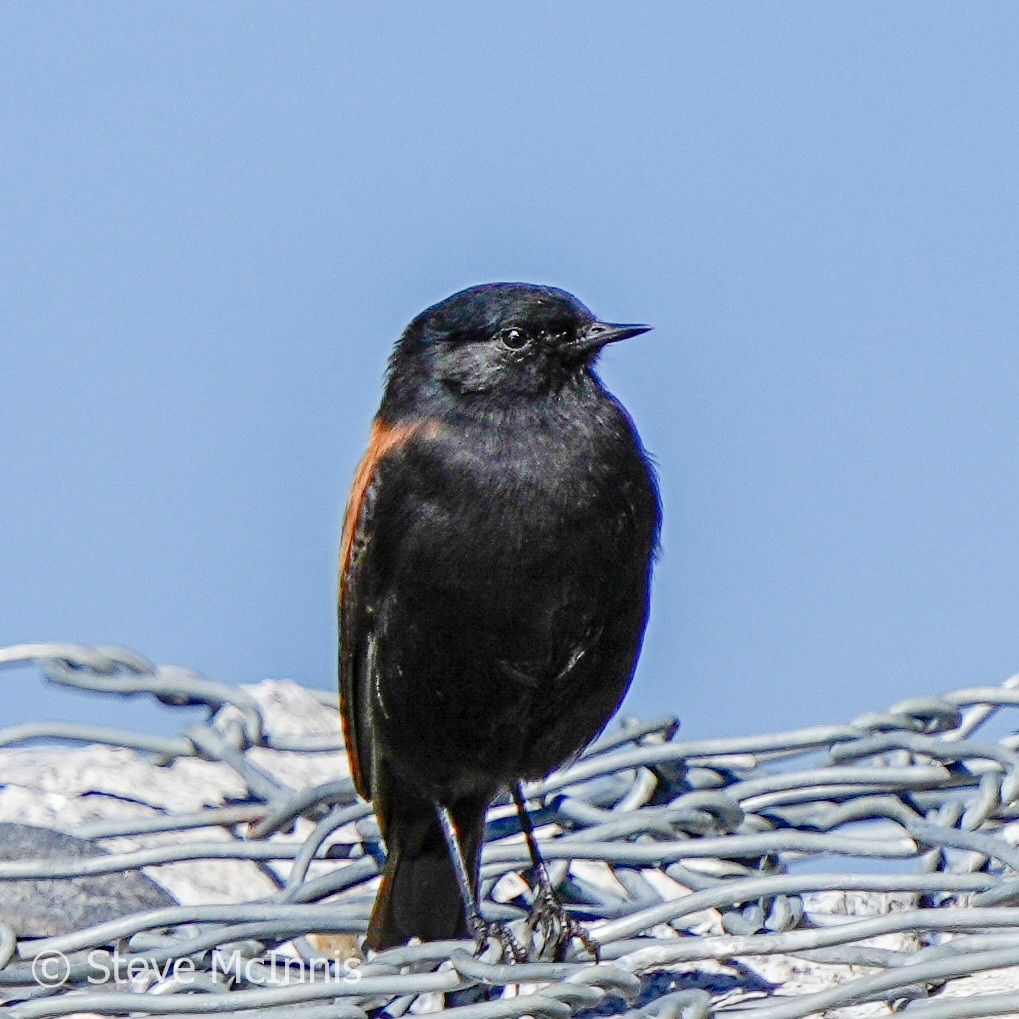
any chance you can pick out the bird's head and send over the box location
[391,283,650,404]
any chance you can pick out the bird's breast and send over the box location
[408,409,641,564]
[366,395,659,793]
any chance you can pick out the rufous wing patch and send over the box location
[338,418,435,588]
[338,416,438,797]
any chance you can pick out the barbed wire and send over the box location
[1,642,1018,1017]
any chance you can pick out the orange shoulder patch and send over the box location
[338,417,436,589]
[338,415,438,797]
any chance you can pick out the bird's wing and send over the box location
[338,416,432,801]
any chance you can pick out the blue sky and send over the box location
[2,3,1018,740]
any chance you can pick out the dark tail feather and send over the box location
[367,795,487,951]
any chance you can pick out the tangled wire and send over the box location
[1,641,1019,1018]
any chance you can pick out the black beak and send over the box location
[566,320,653,359]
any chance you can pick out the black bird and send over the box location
[338,282,660,954]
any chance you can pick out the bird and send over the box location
[338,282,661,955]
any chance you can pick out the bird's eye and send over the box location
[500,327,530,350]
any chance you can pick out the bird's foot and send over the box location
[471,916,528,964]
[527,887,600,961]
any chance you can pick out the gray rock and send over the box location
[0,822,177,936]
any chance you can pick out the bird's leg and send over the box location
[512,783,600,961]
[436,803,526,963]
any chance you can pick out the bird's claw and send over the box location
[527,887,600,961]
[472,917,528,964]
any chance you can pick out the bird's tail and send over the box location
[367,786,488,951]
